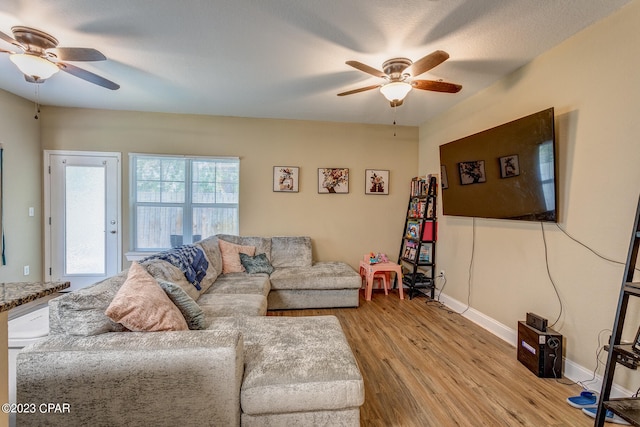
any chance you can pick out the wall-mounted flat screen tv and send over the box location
[439,107,557,222]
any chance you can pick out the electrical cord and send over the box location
[544,223,639,329]
[550,337,562,379]
[540,222,564,328]
[427,217,473,315]
[460,217,475,315]
[553,328,610,388]
[427,275,458,314]
[436,274,447,301]
[438,218,630,324]
[555,223,634,268]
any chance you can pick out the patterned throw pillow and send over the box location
[105,262,188,332]
[239,253,275,275]
[157,280,207,330]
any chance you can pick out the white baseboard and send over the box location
[437,292,633,398]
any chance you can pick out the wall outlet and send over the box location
[23,265,30,276]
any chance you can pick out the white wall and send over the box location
[419,0,640,389]
[0,90,42,282]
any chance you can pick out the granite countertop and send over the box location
[0,282,70,312]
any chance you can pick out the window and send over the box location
[130,154,239,250]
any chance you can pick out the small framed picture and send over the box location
[458,160,486,185]
[365,169,389,195]
[499,155,520,178]
[273,166,299,192]
[318,168,349,193]
[441,165,449,189]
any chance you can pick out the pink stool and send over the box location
[359,267,390,293]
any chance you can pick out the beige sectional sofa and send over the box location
[16,235,365,426]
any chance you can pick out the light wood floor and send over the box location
[269,290,592,427]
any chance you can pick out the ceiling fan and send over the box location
[337,50,461,107]
[0,26,119,90]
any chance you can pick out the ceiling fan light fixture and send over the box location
[379,81,412,102]
[10,53,59,81]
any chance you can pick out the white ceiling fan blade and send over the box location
[0,29,24,51]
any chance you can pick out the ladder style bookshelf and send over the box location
[397,175,438,299]
[596,196,640,426]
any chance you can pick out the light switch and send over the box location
[28,207,34,217]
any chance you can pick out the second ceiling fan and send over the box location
[338,50,461,107]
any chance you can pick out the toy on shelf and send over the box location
[368,252,389,264]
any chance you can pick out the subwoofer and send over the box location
[517,321,563,378]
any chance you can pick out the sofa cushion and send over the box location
[239,316,364,415]
[194,242,220,291]
[240,253,274,275]
[216,234,272,261]
[269,262,360,290]
[140,245,209,291]
[196,236,224,279]
[48,271,128,336]
[202,273,270,297]
[157,280,207,330]
[218,239,256,274]
[267,289,360,310]
[270,236,312,268]
[142,259,201,301]
[105,262,188,332]
[198,294,268,317]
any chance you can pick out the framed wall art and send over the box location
[273,166,299,192]
[318,168,349,193]
[499,154,520,178]
[458,160,486,185]
[441,165,449,189]
[365,169,389,195]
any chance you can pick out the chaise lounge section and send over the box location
[16,235,365,426]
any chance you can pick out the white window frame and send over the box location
[129,153,239,254]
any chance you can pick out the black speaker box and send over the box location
[517,321,563,378]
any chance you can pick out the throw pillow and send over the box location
[239,253,274,274]
[157,280,207,330]
[105,262,188,332]
[218,239,256,274]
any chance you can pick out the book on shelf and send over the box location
[408,198,426,218]
[419,244,431,263]
[425,198,435,219]
[405,220,421,239]
[410,177,428,197]
[402,240,418,261]
[426,174,438,196]
[422,221,438,241]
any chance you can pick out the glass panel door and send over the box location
[47,152,120,291]
[64,166,106,275]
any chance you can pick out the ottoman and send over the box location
[238,315,364,426]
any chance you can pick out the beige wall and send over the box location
[419,0,640,388]
[0,90,42,282]
[40,108,419,270]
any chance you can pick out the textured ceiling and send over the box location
[0,0,633,126]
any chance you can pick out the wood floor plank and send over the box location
[269,290,591,426]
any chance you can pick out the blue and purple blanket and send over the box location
[143,245,208,290]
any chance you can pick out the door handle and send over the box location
[110,230,117,234]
